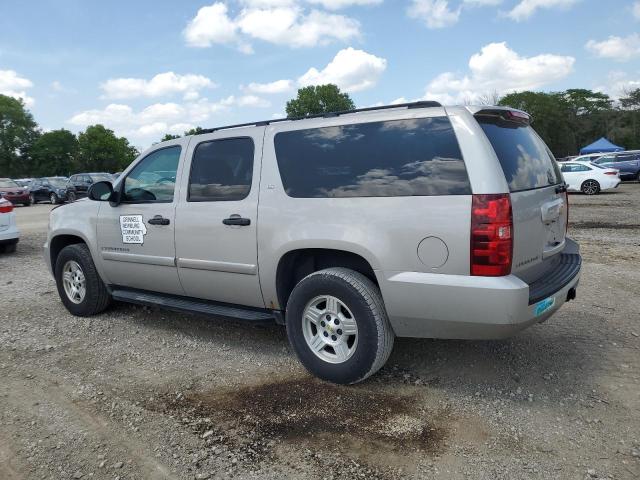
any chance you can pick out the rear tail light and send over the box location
[0,202,14,214]
[604,171,617,176]
[564,191,569,234]
[471,194,513,276]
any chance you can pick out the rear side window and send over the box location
[188,137,254,202]
[274,117,470,198]
[477,116,562,192]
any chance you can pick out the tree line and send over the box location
[0,94,138,178]
[498,88,640,157]
[2,86,640,178]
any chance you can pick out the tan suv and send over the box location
[45,102,581,384]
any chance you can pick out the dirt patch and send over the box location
[148,377,449,477]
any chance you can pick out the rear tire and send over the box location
[0,243,17,254]
[285,267,394,384]
[581,179,600,195]
[50,193,59,204]
[67,191,76,202]
[29,193,36,204]
[23,200,31,206]
[55,244,112,316]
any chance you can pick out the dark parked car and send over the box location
[0,178,31,206]
[593,151,640,181]
[29,177,76,204]
[68,173,115,197]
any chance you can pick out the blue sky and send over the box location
[1,0,639,148]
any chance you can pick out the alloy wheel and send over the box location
[582,180,599,195]
[62,260,86,304]
[302,295,358,364]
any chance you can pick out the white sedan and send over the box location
[559,160,620,195]
[0,197,19,253]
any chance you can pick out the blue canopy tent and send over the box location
[580,137,624,155]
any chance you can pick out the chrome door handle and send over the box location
[223,214,251,226]
[148,215,170,226]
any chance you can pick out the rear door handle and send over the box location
[148,215,170,226]
[223,214,251,226]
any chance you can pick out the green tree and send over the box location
[615,88,640,150]
[77,125,138,173]
[30,129,78,176]
[0,94,40,176]
[499,91,574,156]
[184,127,205,136]
[160,133,180,142]
[285,84,355,118]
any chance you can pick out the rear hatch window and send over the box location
[477,113,562,192]
[476,110,567,280]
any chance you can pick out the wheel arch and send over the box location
[49,234,87,271]
[275,248,378,311]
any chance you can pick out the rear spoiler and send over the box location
[474,108,532,126]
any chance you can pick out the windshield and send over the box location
[0,179,20,188]
[46,178,69,188]
[477,116,562,192]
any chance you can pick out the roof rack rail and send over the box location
[197,100,442,135]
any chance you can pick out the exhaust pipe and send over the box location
[566,288,577,302]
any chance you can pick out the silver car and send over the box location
[45,102,581,384]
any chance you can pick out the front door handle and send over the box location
[148,215,170,226]
[223,214,251,226]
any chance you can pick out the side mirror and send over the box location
[88,181,114,202]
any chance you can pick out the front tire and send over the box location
[55,244,112,316]
[29,193,36,204]
[67,191,76,202]
[581,179,600,195]
[0,242,17,254]
[286,268,394,384]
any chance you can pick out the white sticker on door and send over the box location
[119,215,147,244]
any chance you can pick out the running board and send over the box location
[111,288,275,322]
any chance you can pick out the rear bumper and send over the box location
[601,177,621,190]
[378,239,581,339]
[0,225,20,244]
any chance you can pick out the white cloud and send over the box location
[238,7,360,47]
[594,71,640,100]
[68,93,269,146]
[507,0,579,21]
[634,1,640,19]
[183,3,238,47]
[421,42,575,104]
[586,34,640,62]
[407,0,461,28]
[306,0,382,9]
[242,79,294,94]
[101,72,217,99]
[298,47,387,92]
[0,69,34,106]
[183,2,361,51]
[463,0,502,5]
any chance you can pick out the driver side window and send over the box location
[123,146,181,203]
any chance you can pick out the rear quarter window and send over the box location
[274,117,470,198]
[477,116,562,192]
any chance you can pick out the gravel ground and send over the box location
[0,185,639,480]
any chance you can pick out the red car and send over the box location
[0,178,31,206]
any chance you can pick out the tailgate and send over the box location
[474,109,566,283]
[510,185,567,282]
